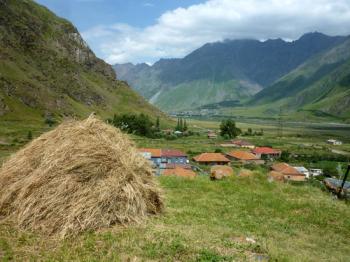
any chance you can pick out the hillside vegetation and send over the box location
[114,33,347,112]
[248,38,350,120]
[0,0,164,125]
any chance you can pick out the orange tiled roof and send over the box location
[193,153,230,163]
[252,147,281,154]
[231,139,253,146]
[271,163,302,176]
[138,148,161,158]
[227,151,259,160]
[163,167,196,178]
[161,149,187,157]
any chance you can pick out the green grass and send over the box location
[0,118,349,260]
[0,175,349,261]
[155,79,255,111]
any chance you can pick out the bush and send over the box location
[220,119,241,139]
[111,113,154,137]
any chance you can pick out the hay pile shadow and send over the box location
[0,116,163,237]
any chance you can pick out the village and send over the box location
[136,120,350,196]
[139,138,323,181]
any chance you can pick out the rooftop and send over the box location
[231,139,254,146]
[138,148,162,158]
[193,153,230,163]
[272,163,302,176]
[138,148,187,158]
[252,147,281,154]
[227,151,259,160]
[161,149,187,157]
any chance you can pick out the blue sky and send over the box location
[35,0,350,65]
[36,0,204,31]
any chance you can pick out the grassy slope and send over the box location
[242,39,350,121]
[154,79,258,111]
[0,0,166,125]
[0,176,349,261]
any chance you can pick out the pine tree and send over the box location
[176,118,180,131]
[179,118,183,131]
[183,119,188,131]
[156,117,160,131]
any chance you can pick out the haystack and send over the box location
[210,165,233,180]
[268,171,285,182]
[0,116,163,237]
[239,169,253,177]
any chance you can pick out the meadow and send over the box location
[0,175,349,261]
[0,117,349,261]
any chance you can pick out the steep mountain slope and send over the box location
[0,0,164,124]
[250,38,350,120]
[114,33,347,112]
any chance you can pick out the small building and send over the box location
[160,149,188,166]
[310,168,323,177]
[162,166,196,178]
[327,139,343,145]
[207,132,218,139]
[138,148,162,167]
[231,139,255,149]
[138,148,188,168]
[252,147,281,159]
[271,162,306,181]
[193,153,230,165]
[293,166,310,178]
[226,151,264,165]
[220,143,237,148]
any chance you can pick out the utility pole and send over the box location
[337,164,350,199]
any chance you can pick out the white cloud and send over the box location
[143,3,154,7]
[82,0,350,64]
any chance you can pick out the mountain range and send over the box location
[114,33,350,120]
[0,0,164,125]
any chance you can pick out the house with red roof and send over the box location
[231,139,255,149]
[193,153,230,165]
[226,151,264,164]
[138,148,188,168]
[252,147,281,159]
[271,162,306,182]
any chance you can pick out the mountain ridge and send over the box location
[114,32,348,112]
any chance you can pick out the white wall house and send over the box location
[327,139,343,145]
[294,166,310,178]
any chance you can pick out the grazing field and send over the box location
[0,175,349,261]
[0,118,349,261]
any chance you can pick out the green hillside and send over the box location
[0,0,165,125]
[249,38,350,121]
[114,33,347,112]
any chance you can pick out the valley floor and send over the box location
[0,118,349,261]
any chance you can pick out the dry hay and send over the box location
[239,169,253,178]
[268,171,285,182]
[210,165,233,180]
[0,116,163,237]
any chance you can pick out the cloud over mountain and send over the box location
[82,0,350,64]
